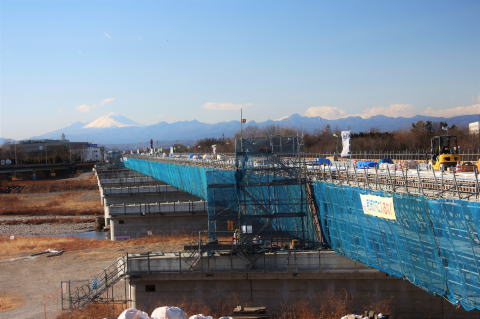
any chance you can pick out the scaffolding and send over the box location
[206,135,321,251]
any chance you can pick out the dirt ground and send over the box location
[0,236,189,319]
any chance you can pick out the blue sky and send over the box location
[1,0,479,139]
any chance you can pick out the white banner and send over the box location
[341,131,351,157]
[360,194,396,220]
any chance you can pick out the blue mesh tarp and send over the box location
[124,158,209,199]
[124,157,480,310]
[207,169,317,243]
[313,181,480,310]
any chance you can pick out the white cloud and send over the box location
[203,102,252,111]
[76,104,94,112]
[75,97,115,113]
[274,115,291,121]
[304,104,416,119]
[304,106,348,120]
[100,97,115,105]
[103,31,112,39]
[302,103,479,120]
[362,104,415,118]
[423,104,480,117]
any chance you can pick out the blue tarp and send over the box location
[378,158,394,164]
[314,158,331,165]
[313,181,480,311]
[356,160,378,168]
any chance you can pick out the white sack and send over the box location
[151,306,187,319]
[118,308,150,319]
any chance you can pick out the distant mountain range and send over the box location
[22,112,479,146]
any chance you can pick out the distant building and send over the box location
[469,121,480,134]
[0,139,104,165]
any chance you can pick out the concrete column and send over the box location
[110,219,116,241]
[104,204,110,226]
[128,283,136,309]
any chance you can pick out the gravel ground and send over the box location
[0,238,186,319]
[0,222,94,236]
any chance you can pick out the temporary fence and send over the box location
[313,181,480,311]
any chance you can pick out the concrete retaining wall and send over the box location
[109,214,207,240]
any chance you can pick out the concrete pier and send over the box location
[95,166,208,240]
[124,250,477,319]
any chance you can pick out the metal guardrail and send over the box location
[61,248,368,310]
[108,200,208,216]
[102,184,179,195]
[125,249,360,274]
[127,155,480,201]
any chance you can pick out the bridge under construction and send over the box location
[62,136,480,317]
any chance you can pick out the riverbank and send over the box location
[0,222,94,236]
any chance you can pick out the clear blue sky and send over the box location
[1,0,479,139]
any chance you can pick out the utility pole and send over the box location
[14,142,17,165]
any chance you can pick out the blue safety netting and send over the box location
[125,157,316,243]
[124,158,209,199]
[124,157,480,310]
[313,181,480,311]
[206,169,317,243]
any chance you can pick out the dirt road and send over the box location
[0,238,186,319]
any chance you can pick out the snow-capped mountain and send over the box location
[83,113,141,128]
[31,113,480,145]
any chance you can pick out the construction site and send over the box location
[50,133,480,319]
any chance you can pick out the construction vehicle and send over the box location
[430,136,461,171]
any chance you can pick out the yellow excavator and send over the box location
[431,135,461,171]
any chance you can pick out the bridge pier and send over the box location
[95,166,208,240]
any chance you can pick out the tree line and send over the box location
[189,120,479,154]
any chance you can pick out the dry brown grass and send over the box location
[277,294,392,319]
[56,303,125,319]
[0,294,24,312]
[56,295,392,319]
[0,176,98,193]
[0,191,102,216]
[0,234,195,258]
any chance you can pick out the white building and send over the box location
[83,144,103,162]
[469,121,480,134]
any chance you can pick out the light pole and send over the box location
[14,142,17,165]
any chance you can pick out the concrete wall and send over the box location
[109,214,207,240]
[129,273,478,319]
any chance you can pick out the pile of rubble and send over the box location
[341,310,390,319]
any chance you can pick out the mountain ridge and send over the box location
[31,113,480,145]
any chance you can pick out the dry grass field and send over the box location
[0,173,103,218]
[0,191,102,216]
[0,294,24,312]
[56,303,125,319]
[0,234,195,258]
